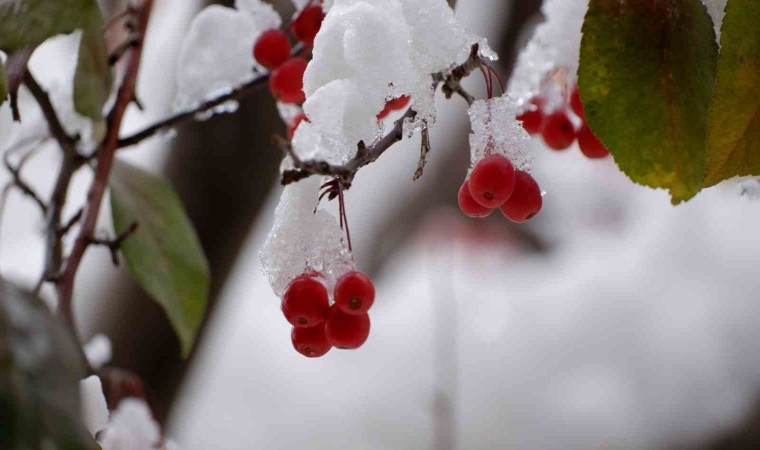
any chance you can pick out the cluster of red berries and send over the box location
[283,270,375,358]
[517,87,610,159]
[377,95,410,120]
[458,154,542,222]
[253,1,325,109]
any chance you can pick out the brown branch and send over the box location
[89,221,138,266]
[281,44,482,188]
[414,124,431,181]
[6,48,34,122]
[22,71,79,154]
[3,150,48,214]
[56,0,154,328]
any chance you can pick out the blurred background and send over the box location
[3,0,760,449]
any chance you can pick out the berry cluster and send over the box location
[458,154,543,222]
[517,87,610,159]
[253,2,325,135]
[283,270,375,358]
[377,95,411,120]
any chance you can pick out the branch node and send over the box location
[88,222,139,266]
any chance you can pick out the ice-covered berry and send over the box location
[458,180,493,218]
[468,155,516,208]
[287,112,309,140]
[253,29,291,70]
[377,95,411,120]
[292,325,332,358]
[282,275,329,327]
[334,271,375,315]
[324,305,370,349]
[500,171,542,223]
[269,58,308,104]
[577,125,609,159]
[291,5,325,46]
[541,111,576,151]
[517,98,544,135]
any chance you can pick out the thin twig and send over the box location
[414,124,431,181]
[3,149,48,214]
[22,72,79,155]
[56,0,154,329]
[89,222,139,266]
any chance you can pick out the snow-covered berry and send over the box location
[269,58,308,104]
[254,29,292,70]
[468,154,516,208]
[291,4,325,46]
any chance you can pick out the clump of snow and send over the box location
[293,0,494,169]
[98,399,160,450]
[84,333,112,370]
[702,0,728,42]
[260,177,354,297]
[738,178,760,200]
[508,0,589,109]
[80,375,109,437]
[175,2,280,111]
[468,95,532,173]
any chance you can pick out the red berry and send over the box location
[282,275,329,328]
[292,325,331,358]
[253,29,291,70]
[458,180,493,218]
[377,95,411,120]
[570,87,584,119]
[334,271,375,315]
[517,98,544,134]
[287,112,309,140]
[500,171,542,223]
[577,125,610,159]
[291,5,325,46]
[324,306,370,349]
[467,155,516,208]
[541,111,576,151]
[269,58,308,104]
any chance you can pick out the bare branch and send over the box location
[89,222,139,266]
[6,48,34,122]
[56,0,155,328]
[23,71,79,155]
[413,124,431,181]
[3,149,48,214]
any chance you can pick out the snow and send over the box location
[83,333,112,370]
[508,0,589,108]
[295,0,493,170]
[99,399,161,450]
[174,2,280,111]
[468,95,532,172]
[80,375,109,437]
[260,177,354,297]
[702,0,728,41]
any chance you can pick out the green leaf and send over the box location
[0,61,7,108]
[0,279,97,450]
[110,160,210,357]
[579,0,718,203]
[74,27,112,124]
[704,0,760,186]
[0,0,103,52]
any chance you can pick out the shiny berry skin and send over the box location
[570,87,584,119]
[281,275,329,328]
[541,111,576,151]
[292,325,332,358]
[269,58,308,104]
[467,155,516,208]
[377,95,411,119]
[253,29,291,70]
[324,306,370,349]
[458,179,493,218]
[517,98,544,134]
[577,125,610,159]
[287,113,308,140]
[334,271,375,315]
[291,5,325,46]
[500,171,542,223]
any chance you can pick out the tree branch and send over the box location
[3,149,48,214]
[56,0,154,328]
[22,71,79,155]
[89,221,139,266]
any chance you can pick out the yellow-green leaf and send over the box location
[0,0,102,52]
[74,27,112,122]
[704,0,760,186]
[579,0,718,203]
[110,160,210,357]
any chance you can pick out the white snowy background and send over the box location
[2,0,759,449]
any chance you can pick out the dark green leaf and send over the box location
[0,279,97,450]
[0,0,102,52]
[110,160,210,357]
[74,27,112,123]
[704,0,760,186]
[579,0,718,203]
